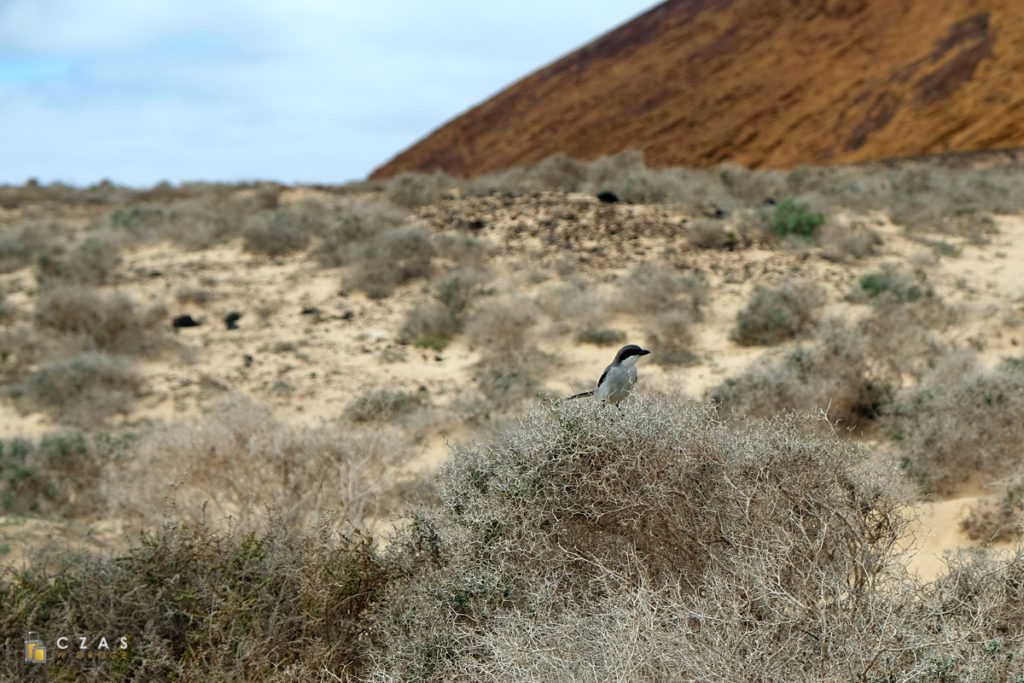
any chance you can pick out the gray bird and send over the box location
[569,344,651,405]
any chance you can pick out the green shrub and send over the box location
[773,198,824,240]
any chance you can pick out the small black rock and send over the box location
[224,312,242,330]
[243,354,254,367]
[172,314,201,328]
[301,306,320,316]
[596,191,619,204]
[341,310,354,321]
[762,196,777,206]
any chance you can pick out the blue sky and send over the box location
[0,1,655,187]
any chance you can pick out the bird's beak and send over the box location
[639,348,651,356]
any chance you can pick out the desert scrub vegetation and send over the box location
[732,279,826,346]
[887,354,1024,497]
[0,432,105,516]
[0,516,389,681]
[961,477,1024,543]
[241,208,313,257]
[345,223,435,299]
[369,396,968,679]
[107,397,413,532]
[619,262,706,317]
[7,395,1024,679]
[0,219,74,274]
[10,353,144,427]
[855,263,930,303]
[575,327,626,346]
[466,295,544,406]
[712,317,897,429]
[35,234,123,286]
[313,196,408,267]
[344,387,430,423]
[384,170,456,208]
[34,286,168,356]
[399,266,489,350]
[771,197,824,240]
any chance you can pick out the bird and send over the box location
[569,344,651,405]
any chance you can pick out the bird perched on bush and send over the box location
[569,344,651,405]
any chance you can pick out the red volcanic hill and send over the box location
[370,0,1024,179]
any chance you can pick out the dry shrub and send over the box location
[345,387,429,423]
[466,295,542,406]
[385,171,455,208]
[732,279,826,346]
[314,197,408,267]
[108,398,411,532]
[12,353,143,427]
[346,224,435,299]
[368,397,910,679]
[399,267,488,350]
[241,209,312,257]
[961,480,1024,543]
[0,516,388,681]
[818,219,882,262]
[0,219,73,274]
[34,286,168,356]
[853,263,930,304]
[0,432,109,517]
[889,354,1024,496]
[712,318,897,430]
[35,234,123,286]
[575,328,626,347]
[619,262,706,317]
[645,309,699,366]
[687,218,736,249]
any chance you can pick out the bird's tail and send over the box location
[567,390,595,400]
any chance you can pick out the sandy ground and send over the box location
[1,189,1022,576]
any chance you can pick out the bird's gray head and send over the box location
[614,344,651,365]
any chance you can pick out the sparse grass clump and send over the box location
[732,279,825,346]
[466,296,542,405]
[34,286,168,356]
[12,353,143,427]
[347,224,435,299]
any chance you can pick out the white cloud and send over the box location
[0,1,655,185]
